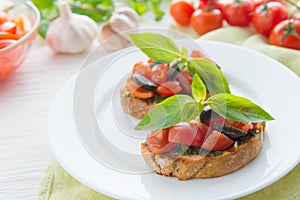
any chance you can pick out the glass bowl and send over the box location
[0,0,40,80]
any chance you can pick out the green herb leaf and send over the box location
[206,93,274,122]
[69,0,114,22]
[129,33,182,63]
[187,58,230,94]
[181,47,188,59]
[192,74,206,102]
[150,0,165,21]
[135,95,201,131]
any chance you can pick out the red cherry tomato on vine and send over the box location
[221,0,254,27]
[170,0,195,26]
[253,0,287,8]
[190,8,223,35]
[269,19,300,50]
[252,2,288,37]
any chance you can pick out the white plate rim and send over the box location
[48,40,300,200]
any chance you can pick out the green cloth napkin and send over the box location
[38,160,300,200]
[38,27,300,200]
[199,27,300,76]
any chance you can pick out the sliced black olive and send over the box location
[211,123,248,139]
[133,73,157,91]
[200,106,221,124]
[150,61,161,68]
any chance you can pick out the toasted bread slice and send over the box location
[141,130,264,180]
[120,87,159,119]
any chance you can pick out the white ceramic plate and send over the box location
[49,41,300,200]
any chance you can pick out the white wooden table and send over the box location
[0,12,184,199]
[0,38,93,199]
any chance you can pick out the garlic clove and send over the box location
[114,7,139,27]
[99,23,132,51]
[109,14,137,35]
[46,2,98,54]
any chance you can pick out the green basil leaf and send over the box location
[181,47,188,59]
[192,74,206,102]
[135,95,201,130]
[206,94,274,122]
[187,58,230,94]
[129,33,182,63]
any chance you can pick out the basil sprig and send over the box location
[135,75,274,131]
[206,94,274,122]
[134,95,200,130]
[130,33,274,131]
[129,33,230,94]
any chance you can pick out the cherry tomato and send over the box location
[201,130,234,151]
[0,21,17,34]
[0,32,20,40]
[132,61,152,79]
[190,8,223,35]
[221,0,254,27]
[253,0,287,8]
[125,81,154,99]
[169,122,211,146]
[206,117,226,127]
[269,19,300,50]
[151,63,169,85]
[170,0,195,26]
[174,71,192,93]
[198,0,219,9]
[156,81,182,96]
[0,39,17,49]
[252,2,288,37]
[146,128,176,153]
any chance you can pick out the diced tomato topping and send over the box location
[174,71,192,93]
[206,117,226,127]
[201,130,234,151]
[125,82,154,99]
[132,61,152,79]
[156,81,182,96]
[146,128,176,153]
[168,122,211,146]
[151,63,169,85]
[225,120,252,132]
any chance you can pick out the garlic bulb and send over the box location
[99,7,139,51]
[46,2,98,54]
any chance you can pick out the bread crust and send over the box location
[120,87,158,119]
[141,132,264,180]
